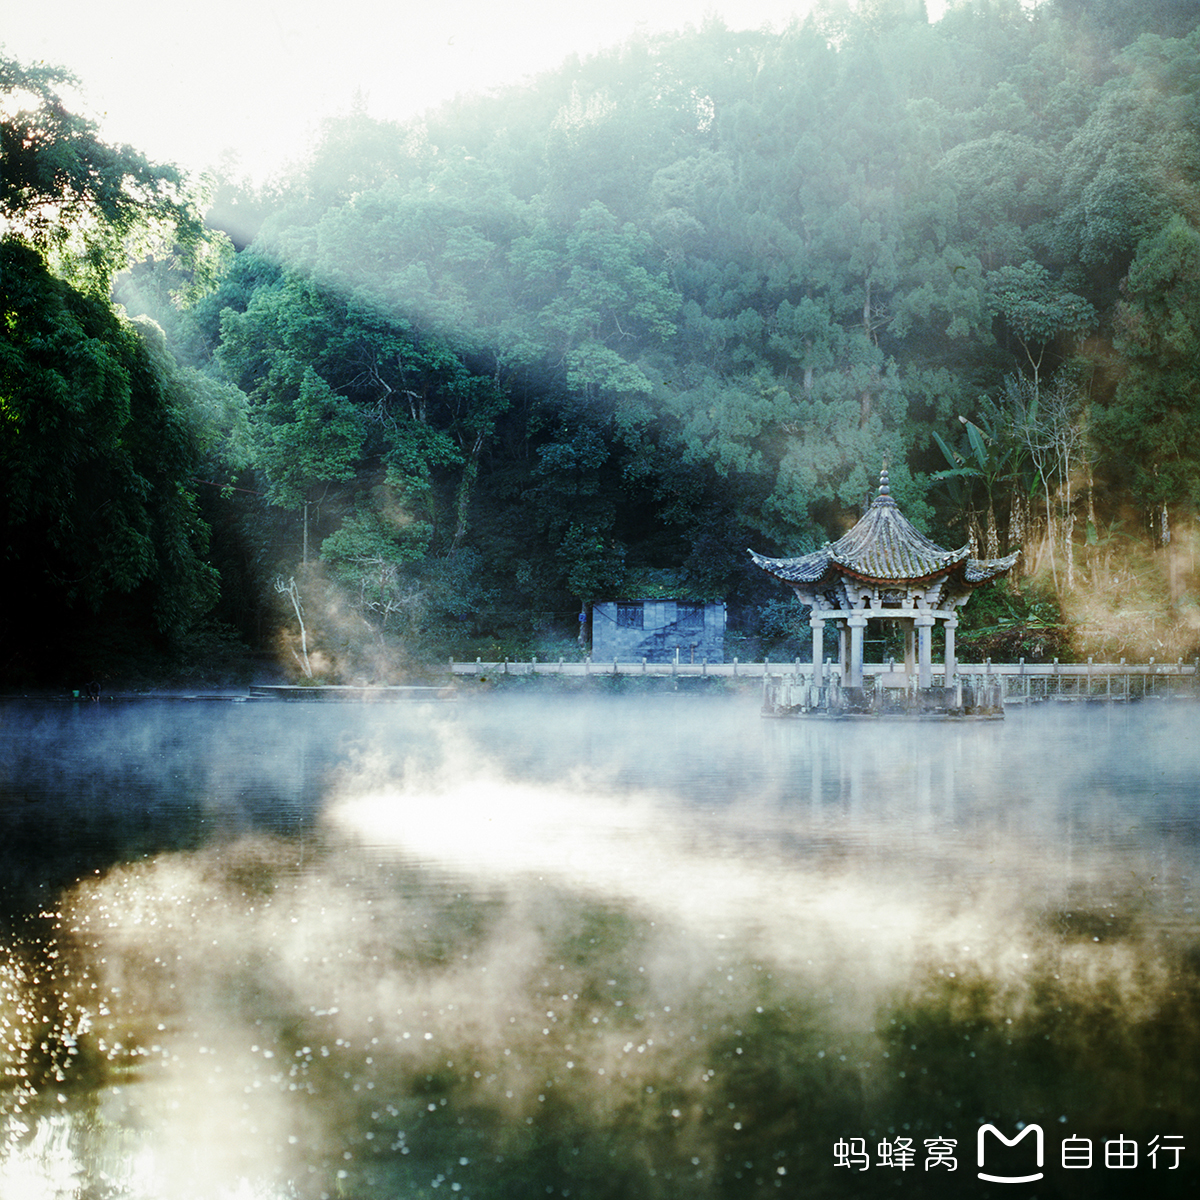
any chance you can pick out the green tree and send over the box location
[1094,215,1200,518]
[1,52,220,678]
[1,242,218,675]
[988,260,1096,389]
[1,52,205,293]
[506,202,678,399]
[1053,28,1200,299]
[215,268,512,629]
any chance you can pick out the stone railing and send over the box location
[448,655,1200,700]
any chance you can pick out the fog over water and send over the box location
[1,692,1198,1198]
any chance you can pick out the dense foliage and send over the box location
[1,55,221,681]
[9,0,1200,679]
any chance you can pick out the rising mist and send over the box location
[2,693,1198,1197]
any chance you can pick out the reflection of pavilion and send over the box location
[751,469,1017,690]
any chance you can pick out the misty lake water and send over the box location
[1,691,1198,1200]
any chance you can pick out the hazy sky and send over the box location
[4,2,953,183]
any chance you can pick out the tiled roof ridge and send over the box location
[748,466,1019,587]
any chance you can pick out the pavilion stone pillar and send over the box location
[904,622,916,677]
[944,613,958,681]
[847,612,868,688]
[810,612,826,680]
[916,612,935,690]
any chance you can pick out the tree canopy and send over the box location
[0,54,210,292]
[2,50,220,680]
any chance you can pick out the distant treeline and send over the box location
[5,0,1200,682]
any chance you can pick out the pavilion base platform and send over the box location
[762,672,1004,719]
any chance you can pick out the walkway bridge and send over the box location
[448,655,1200,715]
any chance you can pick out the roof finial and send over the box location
[878,462,890,498]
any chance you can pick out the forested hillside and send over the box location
[8,0,1200,681]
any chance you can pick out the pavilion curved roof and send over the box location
[749,469,1019,588]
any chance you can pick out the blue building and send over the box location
[589,598,726,664]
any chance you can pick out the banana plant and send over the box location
[931,398,1038,558]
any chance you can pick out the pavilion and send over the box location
[749,468,1018,689]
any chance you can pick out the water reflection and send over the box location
[1,694,1198,1198]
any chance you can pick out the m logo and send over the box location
[977,1124,1045,1183]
